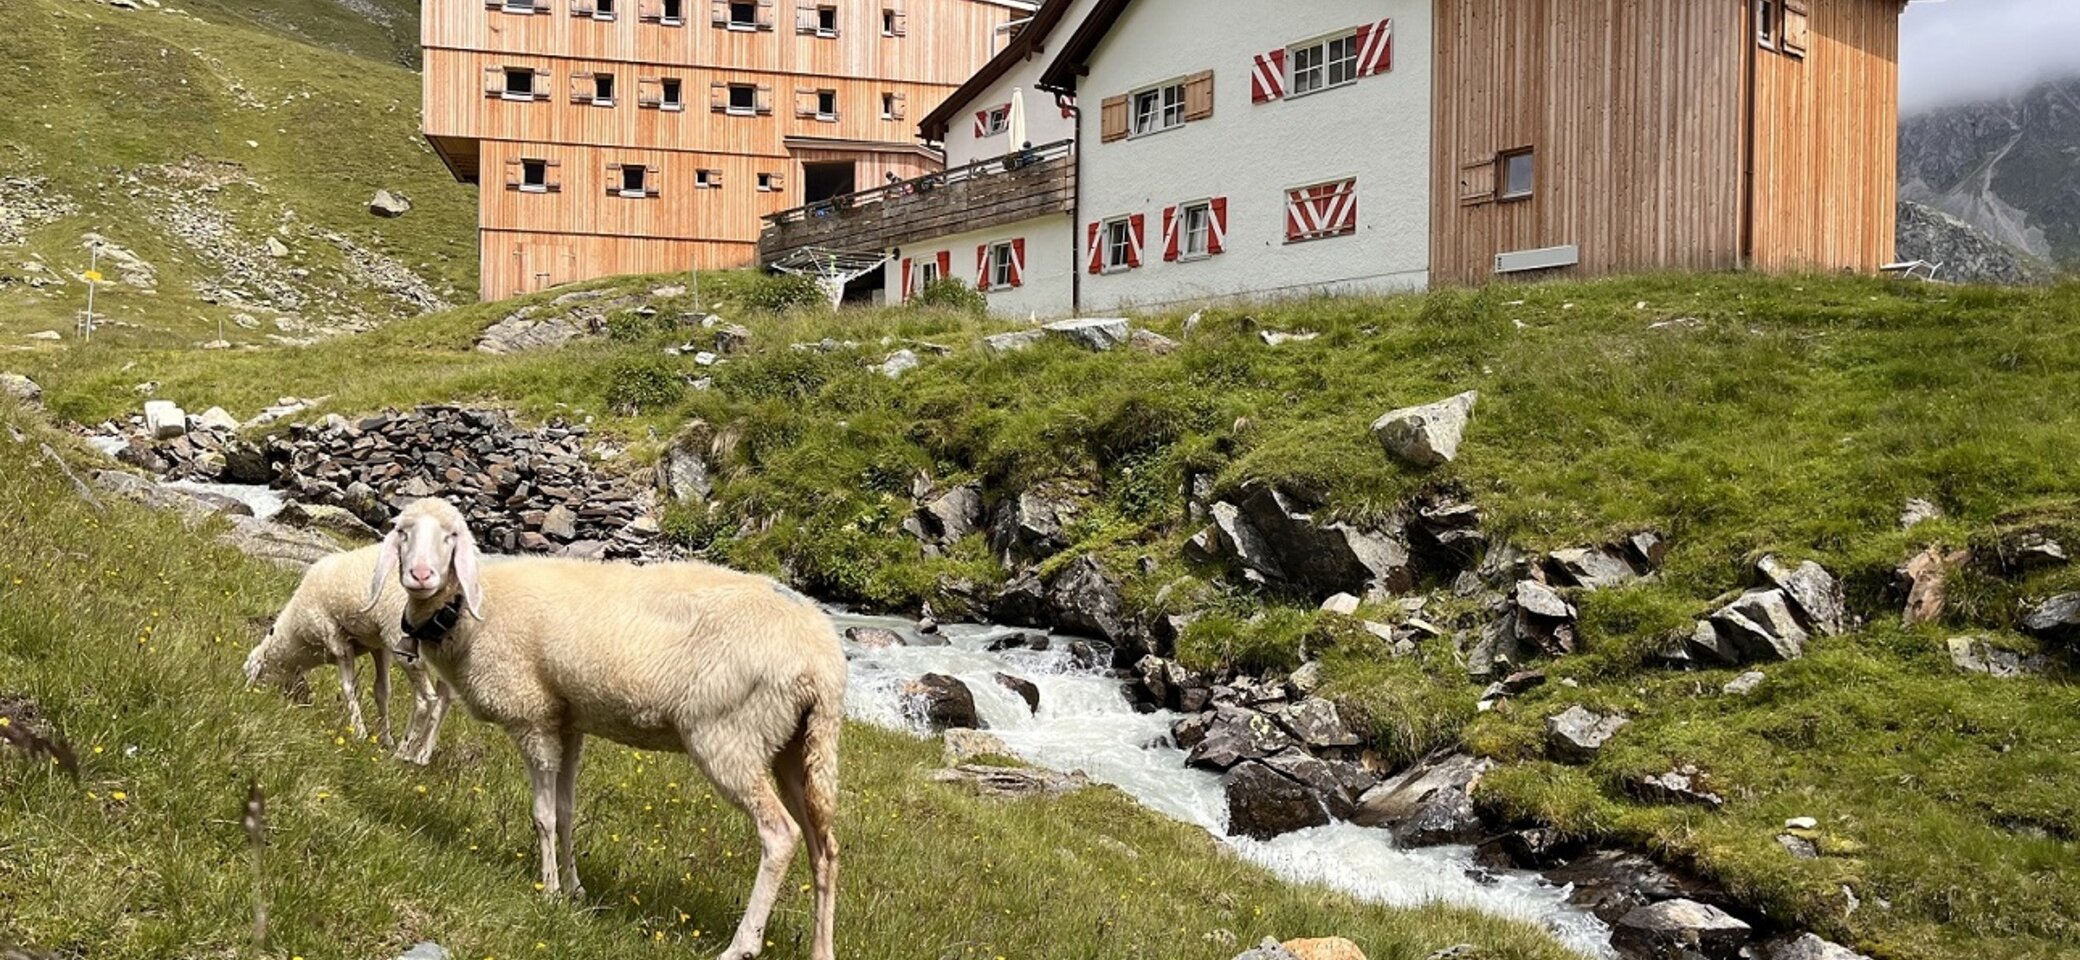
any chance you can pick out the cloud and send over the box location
[1901,0,2080,113]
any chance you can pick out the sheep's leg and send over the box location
[554,728,586,899]
[395,663,438,764]
[511,727,565,897]
[694,735,800,960]
[775,726,839,960]
[414,680,453,765]
[371,648,395,750]
[335,651,369,742]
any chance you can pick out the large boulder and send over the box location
[1,372,43,406]
[1946,636,2046,678]
[981,328,1046,356]
[1231,485,1413,597]
[219,516,341,570]
[942,728,1009,766]
[1758,555,1845,636]
[1610,899,1751,960]
[1046,555,1134,647]
[918,482,984,543]
[931,763,1088,799]
[1548,545,1642,590]
[993,672,1040,713]
[1353,751,1492,845]
[1273,697,1361,751]
[368,188,412,217]
[143,400,186,439]
[1710,590,1809,661]
[2020,593,2080,642]
[1187,705,1296,771]
[903,673,981,730]
[1042,317,1131,351]
[1545,705,1628,762]
[1371,391,1477,467]
[1224,759,1331,840]
[1546,850,1732,925]
[1281,938,1367,960]
[989,484,1077,561]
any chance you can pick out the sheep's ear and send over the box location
[366,529,401,612]
[453,524,485,620]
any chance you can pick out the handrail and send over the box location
[762,138,1075,228]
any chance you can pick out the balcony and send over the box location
[758,139,1075,266]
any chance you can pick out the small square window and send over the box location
[504,68,535,98]
[661,0,683,22]
[521,159,548,191]
[728,83,756,114]
[917,258,940,287]
[697,168,719,188]
[593,74,615,104]
[989,241,1014,289]
[1499,149,1534,200]
[1756,0,1777,48]
[595,0,615,16]
[1180,202,1211,259]
[729,1,755,27]
[882,8,902,36]
[881,92,897,119]
[661,78,683,109]
[620,166,648,196]
[757,172,776,191]
[816,90,837,118]
[503,0,535,12]
[983,106,1009,136]
[1132,82,1185,137]
[1105,219,1134,271]
[817,5,837,34]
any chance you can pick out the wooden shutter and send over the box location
[711,0,729,25]
[755,84,774,114]
[934,250,951,282]
[604,162,623,196]
[637,78,661,108]
[1086,222,1103,273]
[710,80,728,112]
[483,66,504,97]
[484,0,502,8]
[795,87,816,118]
[900,258,914,301]
[571,71,595,105]
[504,158,522,189]
[796,2,817,33]
[640,0,662,21]
[1099,95,1129,143]
[768,172,784,191]
[1010,238,1025,286]
[1127,214,1145,268]
[975,244,989,291]
[1250,49,1286,102]
[531,0,550,11]
[532,68,551,100]
[1161,206,1179,261]
[756,0,776,30]
[1458,157,1496,205]
[890,92,907,120]
[1183,71,1214,121]
[1207,197,1227,254]
[546,157,563,193]
[1782,0,1810,57]
[644,167,661,197]
[571,0,595,15]
[890,8,907,36]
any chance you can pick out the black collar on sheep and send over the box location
[401,595,466,651]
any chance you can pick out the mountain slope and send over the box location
[1899,75,2080,265]
[0,0,474,348]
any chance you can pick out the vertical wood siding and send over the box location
[1428,0,1746,285]
[1748,0,1899,273]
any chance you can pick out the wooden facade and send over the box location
[757,140,1074,262]
[424,0,1026,300]
[1429,0,1901,286]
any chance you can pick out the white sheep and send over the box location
[370,497,845,960]
[245,544,453,764]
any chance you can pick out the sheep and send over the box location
[369,497,845,960]
[245,544,454,765]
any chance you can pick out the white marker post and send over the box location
[79,241,102,342]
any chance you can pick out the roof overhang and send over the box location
[1036,0,1130,94]
[782,136,944,162]
[918,0,1080,140]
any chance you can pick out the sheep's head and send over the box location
[243,617,319,704]
[369,497,483,621]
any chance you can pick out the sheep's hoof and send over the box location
[564,885,587,902]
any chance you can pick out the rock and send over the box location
[1893,199,2052,287]
[1610,899,1751,960]
[879,348,920,377]
[1548,546,1641,589]
[1476,827,1579,869]
[1784,816,1818,830]
[1711,590,1809,661]
[1900,498,1942,529]
[1320,592,1361,615]
[24,330,61,341]
[1627,531,1671,571]
[1777,834,1819,860]
[1287,660,1324,695]
[1898,544,1968,625]
[2021,593,2080,641]
[1515,579,1575,619]
[994,672,1040,713]
[941,728,1008,766]
[1272,698,1361,750]
[1352,751,1492,844]
[659,442,712,503]
[1280,937,1366,960]
[1660,619,1743,667]
[1769,933,1873,960]
[1230,937,1301,960]
[1630,766,1725,809]
[919,483,984,543]
[194,406,239,433]
[1547,850,1732,925]
[904,673,980,730]
[265,236,290,258]
[541,504,579,542]
[981,328,1046,356]
[218,516,340,570]
[1128,328,1180,355]
[1187,706,1296,771]
[1042,317,1131,351]
[1945,636,2046,678]
[1258,329,1320,346]
[274,502,379,540]
[1545,705,1628,762]
[990,484,1077,561]
[2007,532,2069,571]
[368,189,411,217]
[1224,759,1331,840]
[1370,391,1478,467]
[1046,555,1133,647]
[1426,946,1479,960]
[1171,712,1215,751]
[1758,555,1845,636]
[1722,670,1767,695]
[1259,747,1362,820]
[713,324,752,353]
[930,763,1087,799]
[476,312,586,355]
[0,373,41,406]
[143,400,187,439]
[1234,485,1413,597]
[394,944,452,960]
[843,626,904,650]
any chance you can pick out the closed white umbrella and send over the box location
[1008,86,1027,152]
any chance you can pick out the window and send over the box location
[661,78,683,110]
[757,172,777,192]
[1781,0,1809,57]
[1105,218,1134,272]
[988,241,1015,290]
[661,0,683,22]
[1756,0,1777,48]
[817,4,836,35]
[881,92,898,119]
[816,89,837,120]
[1498,149,1534,201]
[503,0,539,13]
[521,159,548,192]
[592,74,615,105]
[882,7,903,36]
[595,0,615,17]
[729,0,755,27]
[917,257,940,287]
[1132,81,1185,137]
[1290,31,1359,97]
[618,165,649,198]
[728,83,756,114]
[1180,201,1212,259]
[982,105,1009,136]
[696,168,721,188]
[503,68,535,100]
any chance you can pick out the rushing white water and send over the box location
[834,611,1615,958]
[161,480,288,520]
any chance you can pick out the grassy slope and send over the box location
[0,0,473,346]
[0,404,1571,958]
[15,270,2080,959]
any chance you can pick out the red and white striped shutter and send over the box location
[900,258,914,301]
[1250,48,1286,103]
[1285,179,1359,242]
[935,249,951,281]
[1010,238,1025,286]
[1087,222,1103,274]
[1209,197,1228,254]
[1161,206,1179,262]
[974,110,989,137]
[975,244,990,290]
[1127,213,1146,268]
[1356,19,1393,76]
[1331,180,1357,235]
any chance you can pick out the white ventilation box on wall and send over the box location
[1495,244,1580,274]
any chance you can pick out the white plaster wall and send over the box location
[939,0,1100,168]
[1075,0,1434,312]
[881,213,1075,318]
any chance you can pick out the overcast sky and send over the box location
[1900,0,2080,113]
